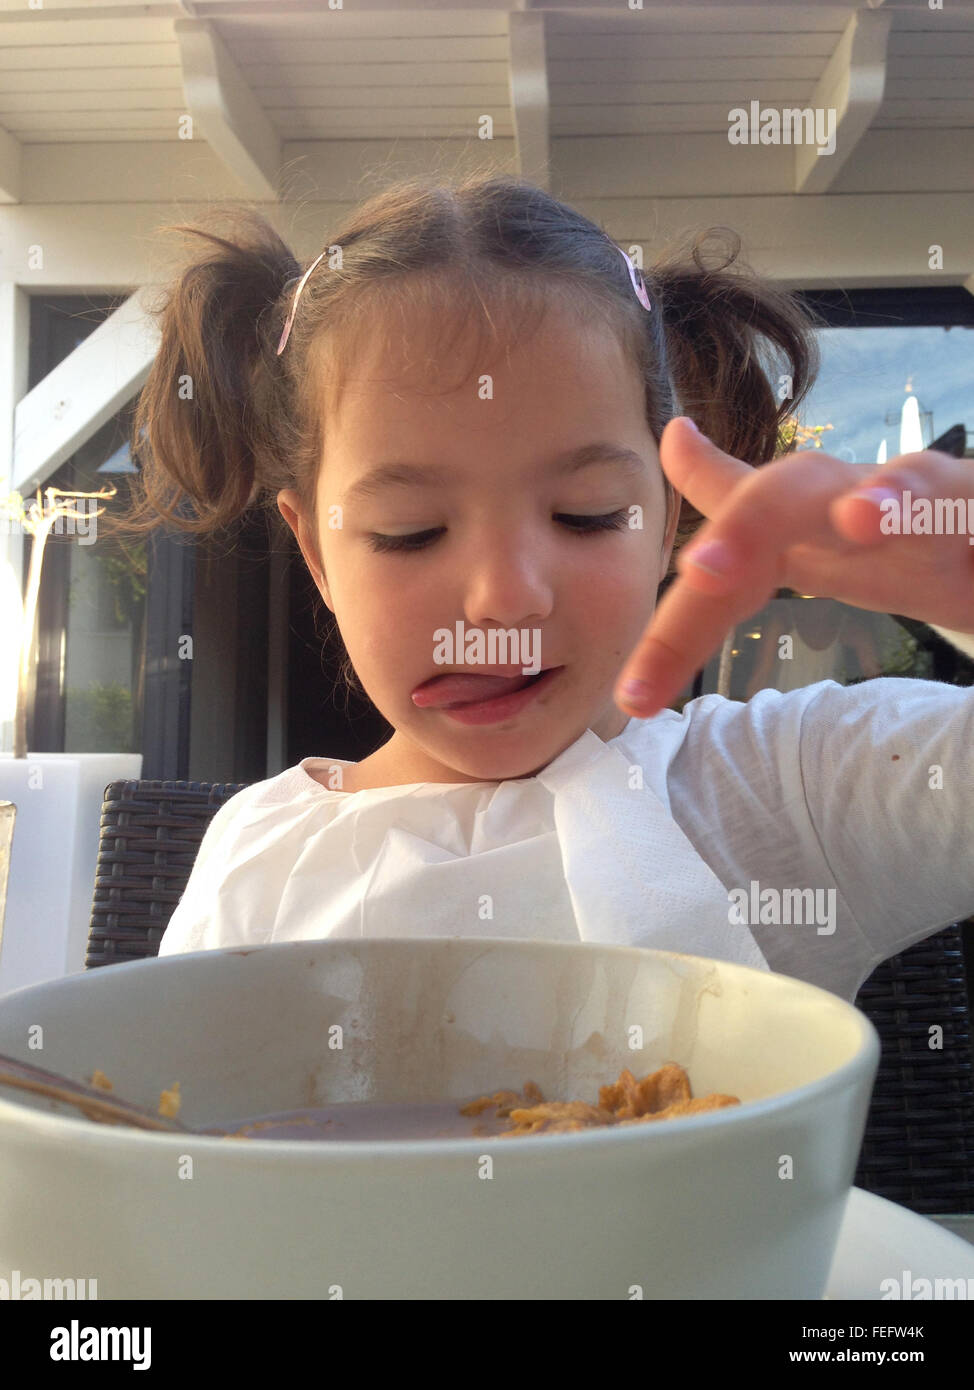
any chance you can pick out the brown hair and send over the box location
[111,172,822,690]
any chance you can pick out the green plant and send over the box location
[776,416,834,458]
[65,682,135,753]
[97,541,147,627]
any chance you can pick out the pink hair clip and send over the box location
[617,246,652,312]
[277,250,327,355]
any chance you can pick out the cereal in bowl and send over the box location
[461,1063,739,1136]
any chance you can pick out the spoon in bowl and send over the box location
[0,1050,229,1135]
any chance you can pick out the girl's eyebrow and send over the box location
[342,443,647,505]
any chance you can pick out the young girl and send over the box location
[117,173,974,1005]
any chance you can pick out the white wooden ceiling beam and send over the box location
[0,0,905,13]
[11,288,160,497]
[796,7,892,195]
[8,191,974,289]
[174,17,280,202]
[0,125,22,205]
[508,11,549,190]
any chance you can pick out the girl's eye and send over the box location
[366,528,446,554]
[556,510,630,535]
[366,511,630,554]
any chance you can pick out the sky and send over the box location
[795,325,974,467]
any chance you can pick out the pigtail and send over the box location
[654,225,821,462]
[107,209,302,540]
[650,226,824,561]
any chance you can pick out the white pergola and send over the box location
[2,0,974,601]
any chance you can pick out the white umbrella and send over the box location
[900,392,924,454]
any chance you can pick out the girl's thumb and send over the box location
[676,416,708,441]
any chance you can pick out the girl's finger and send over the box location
[615,454,856,712]
[616,562,780,717]
[830,455,972,546]
[616,448,974,715]
[672,448,860,600]
[829,487,902,546]
[656,418,754,519]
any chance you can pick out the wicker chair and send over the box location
[86,779,974,1215]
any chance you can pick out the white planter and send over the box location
[0,753,142,997]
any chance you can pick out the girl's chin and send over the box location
[398,721,564,781]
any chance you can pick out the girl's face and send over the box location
[279,298,679,787]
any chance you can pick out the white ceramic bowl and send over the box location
[0,939,879,1299]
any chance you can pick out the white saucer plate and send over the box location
[825,1188,974,1300]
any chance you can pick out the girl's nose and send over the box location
[461,527,554,632]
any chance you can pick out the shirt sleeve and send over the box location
[791,676,974,954]
[665,677,974,1000]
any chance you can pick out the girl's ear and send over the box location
[658,486,682,584]
[277,489,335,612]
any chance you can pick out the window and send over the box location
[687,287,974,706]
[25,296,145,754]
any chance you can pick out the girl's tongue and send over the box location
[412,671,537,708]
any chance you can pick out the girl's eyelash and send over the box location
[367,529,442,554]
[558,510,631,534]
[366,511,630,554]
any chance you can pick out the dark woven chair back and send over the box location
[87,780,974,1215]
[87,780,248,967]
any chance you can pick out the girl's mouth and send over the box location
[411,667,563,724]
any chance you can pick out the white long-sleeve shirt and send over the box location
[158,672,974,1004]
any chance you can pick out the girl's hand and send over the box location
[615,417,974,718]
